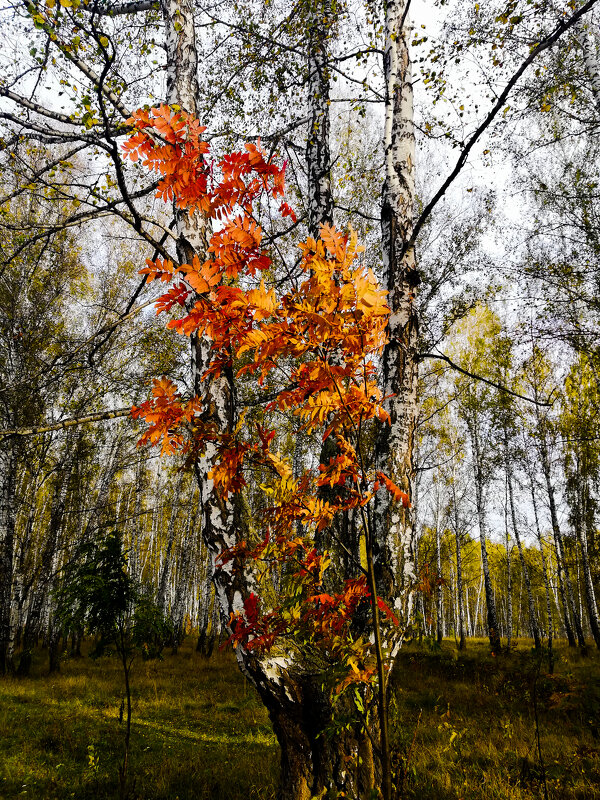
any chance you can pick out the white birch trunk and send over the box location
[375,0,418,615]
[306,0,333,237]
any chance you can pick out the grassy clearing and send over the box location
[0,639,278,800]
[1,638,599,798]
[392,639,600,799]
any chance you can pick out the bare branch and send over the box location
[404,0,600,261]
[93,0,159,14]
[420,352,552,406]
[0,87,81,127]
[0,407,132,439]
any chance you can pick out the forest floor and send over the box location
[0,638,599,799]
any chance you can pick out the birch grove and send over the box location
[1,1,600,798]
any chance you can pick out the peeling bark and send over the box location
[306,0,333,238]
[375,0,418,611]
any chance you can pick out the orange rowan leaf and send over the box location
[140,257,175,283]
[320,223,346,260]
[279,201,297,222]
[376,597,400,627]
[376,471,411,507]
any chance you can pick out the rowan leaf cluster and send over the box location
[127,105,403,694]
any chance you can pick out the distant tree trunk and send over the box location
[48,636,62,673]
[128,457,146,585]
[528,472,554,669]
[18,442,74,676]
[170,490,199,653]
[538,429,586,648]
[453,497,467,650]
[575,465,600,648]
[157,471,185,614]
[435,520,443,645]
[468,421,501,652]
[504,514,513,649]
[473,571,484,637]
[504,440,541,648]
[0,439,17,674]
[196,551,215,658]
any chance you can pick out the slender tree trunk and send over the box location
[374,0,418,624]
[576,471,600,648]
[453,503,466,650]
[504,512,513,649]
[528,472,554,668]
[538,428,586,648]
[0,439,17,674]
[18,443,74,676]
[128,457,145,585]
[469,421,501,652]
[435,520,443,645]
[504,440,541,648]
[157,471,184,613]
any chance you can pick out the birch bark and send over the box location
[504,437,541,648]
[537,414,586,648]
[451,480,467,649]
[306,0,333,238]
[155,5,376,797]
[18,438,75,676]
[528,469,554,666]
[375,0,418,614]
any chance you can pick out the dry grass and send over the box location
[391,639,600,799]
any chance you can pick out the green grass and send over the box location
[0,639,278,800]
[1,638,599,799]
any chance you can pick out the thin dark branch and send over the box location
[420,352,552,406]
[403,0,600,261]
